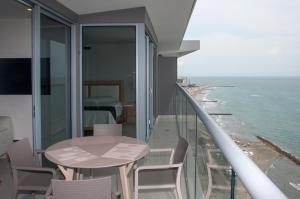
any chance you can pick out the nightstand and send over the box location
[124,104,136,123]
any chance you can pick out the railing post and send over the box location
[194,114,198,199]
[231,169,236,199]
[184,94,189,198]
[185,95,187,139]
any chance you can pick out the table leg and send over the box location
[58,165,74,181]
[119,164,132,199]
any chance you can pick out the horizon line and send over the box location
[178,75,300,78]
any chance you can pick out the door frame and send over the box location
[79,23,147,140]
[32,3,76,150]
[146,35,156,141]
[148,42,155,128]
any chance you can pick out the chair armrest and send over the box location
[45,184,53,199]
[207,164,230,170]
[14,166,56,176]
[33,149,45,166]
[149,148,174,164]
[150,148,174,153]
[135,163,182,173]
[34,149,45,154]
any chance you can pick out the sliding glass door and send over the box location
[40,13,71,149]
[81,26,137,138]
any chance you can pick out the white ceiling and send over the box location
[161,40,200,57]
[56,0,196,53]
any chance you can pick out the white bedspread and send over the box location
[84,110,116,128]
[84,96,123,119]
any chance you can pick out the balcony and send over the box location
[0,116,185,199]
[0,84,287,199]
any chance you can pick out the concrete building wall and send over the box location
[157,56,177,115]
[79,7,158,44]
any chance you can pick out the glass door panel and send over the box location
[40,14,71,149]
[82,26,136,138]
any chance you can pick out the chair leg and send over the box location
[12,189,17,199]
[174,189,179,199]
[134,169,138,199]
[90,168,93,178]
[176,186,183,199]
[116,173,121,196]
[134,188,138,199]
[75,168,80,180]
[12,170,18,199]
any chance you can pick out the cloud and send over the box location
[179,0,300,76]
[178,60,184,66]
[269,46,281,56]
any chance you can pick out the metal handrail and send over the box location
[176,84,287,199]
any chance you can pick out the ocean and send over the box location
[190,77,300,158]
[189,76,300,198]
[189,77,300,199]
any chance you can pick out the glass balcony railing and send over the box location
[175,84,287,199]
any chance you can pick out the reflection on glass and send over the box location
[82,26,136,137]
[40,14,71,149]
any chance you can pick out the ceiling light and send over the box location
[27,8,32,12]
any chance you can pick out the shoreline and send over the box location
[231,135,281,171]
[257,136,300,166]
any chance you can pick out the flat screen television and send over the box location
[0,58,32,95]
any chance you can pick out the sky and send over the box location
[178,0,300,77]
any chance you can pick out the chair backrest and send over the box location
[0,116,14,156]
[172,137,188,164]
[51,177,112,199]
[7,138,35,167]
[93,124,122,136]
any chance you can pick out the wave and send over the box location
[250,94,261,97]
[219,100,226,105]
[289,182,300,191]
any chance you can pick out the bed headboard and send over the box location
[84,80,125,105]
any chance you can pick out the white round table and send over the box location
[45,136,149,199]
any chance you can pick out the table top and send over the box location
[45,136,149,169]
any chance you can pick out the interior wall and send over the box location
[158,56,177,115]
[82,42,136,103]
[0,19,33,144]
[0,19,31,58]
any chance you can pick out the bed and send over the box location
[83,80,124,132]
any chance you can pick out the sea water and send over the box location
[190,77,300,158]
[189,76,300,198]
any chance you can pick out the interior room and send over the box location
[0,0,33,146]
[82,26,137,138]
